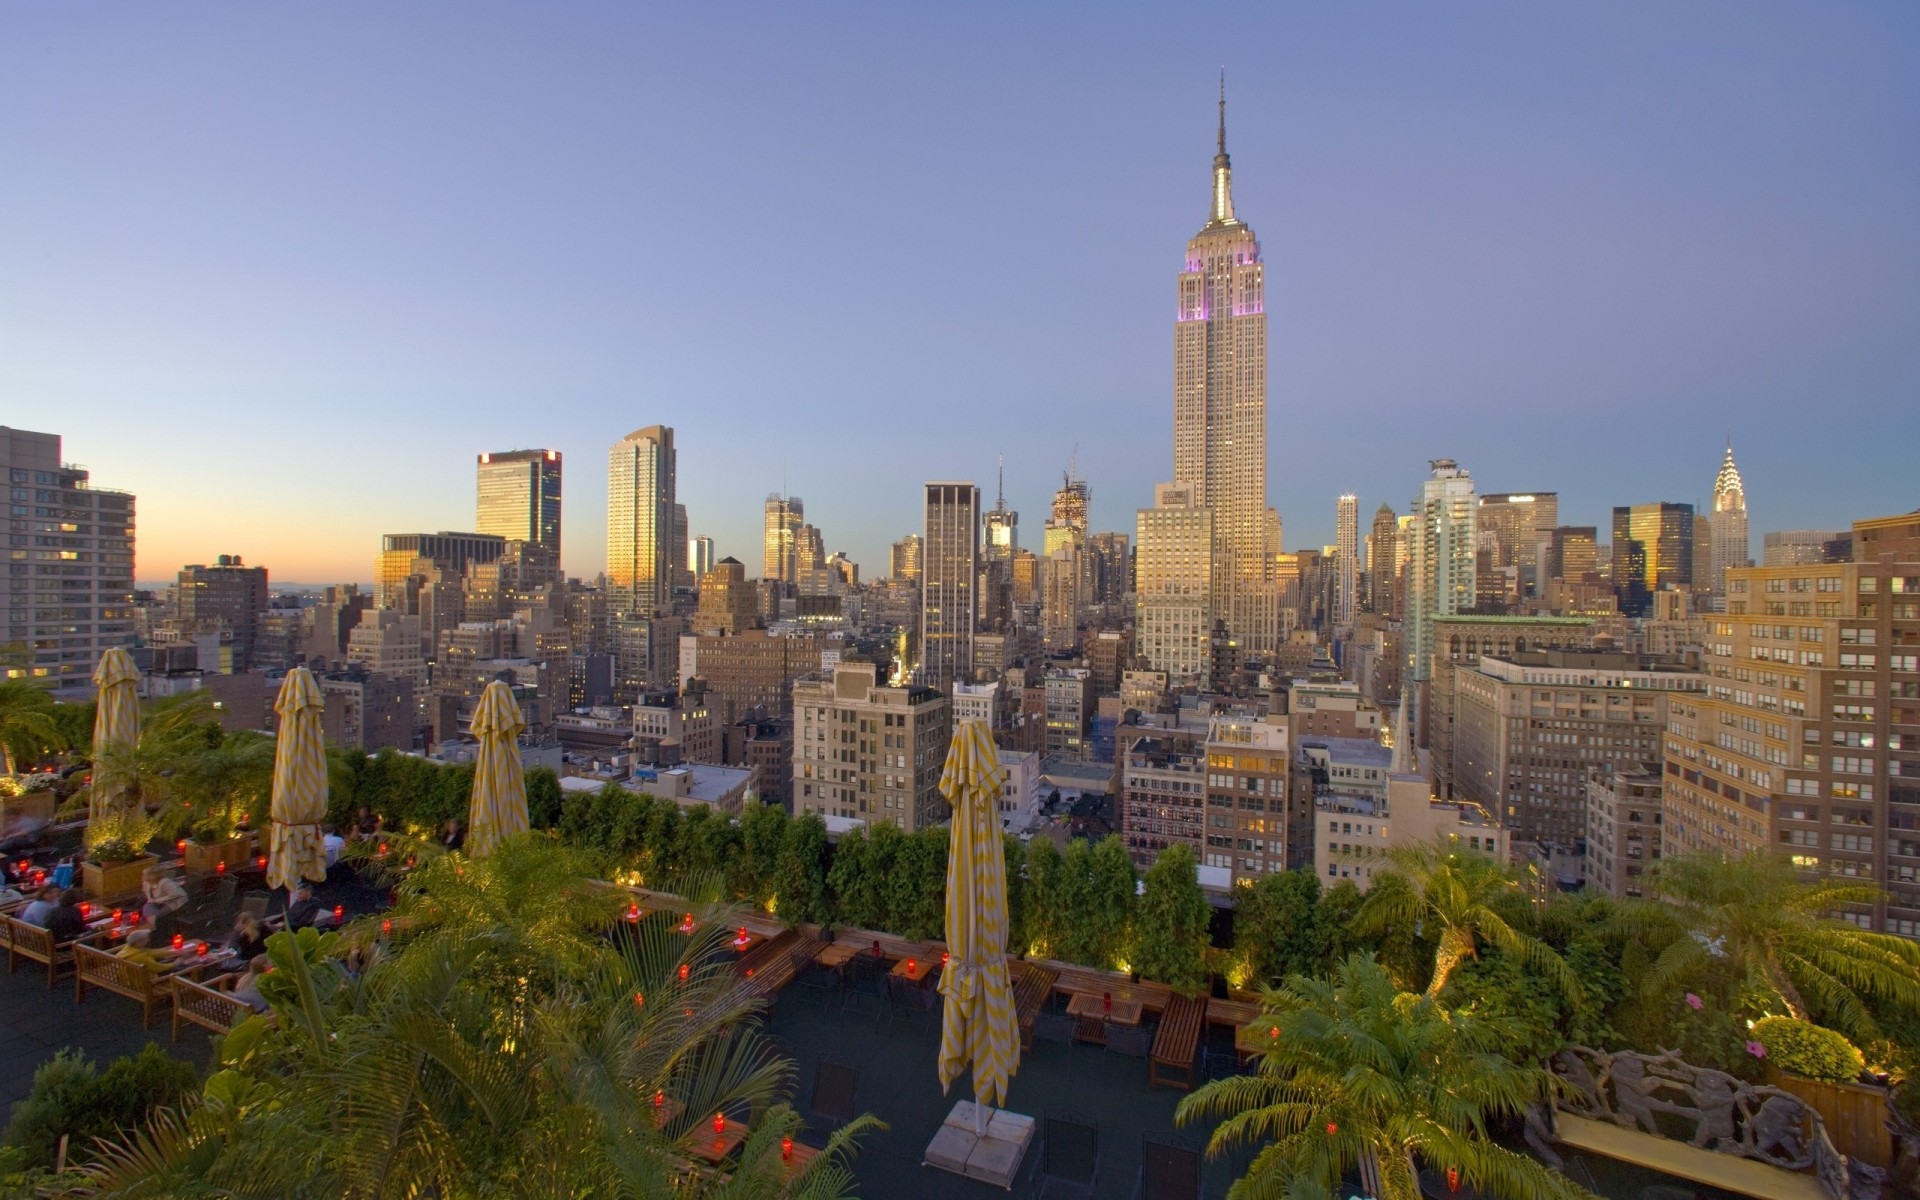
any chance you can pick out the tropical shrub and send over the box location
[1232,868,1325,988]
[1753,1016,1866,1084]
[1,1046,197,1172]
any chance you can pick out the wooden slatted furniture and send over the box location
[746,935,820,998]
[1012,961,1058,1052]
[1149,993,1206,1091]
[172,972,266,1041]
[74,942,181,1028]
[736,929,797,981]
[5,916,83,989]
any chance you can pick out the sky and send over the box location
[2,2,1915,586]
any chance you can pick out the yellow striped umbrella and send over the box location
[466,679,527,858]
[265,668,328,893]
[937,718,1018,1131]
[89,648,141,824]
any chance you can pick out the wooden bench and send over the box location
[1149,993,1206,1091]
[1011,961,1058,1052]
[736,929,797,979]
[5,916,83,989]
[74,942,184,1028]
[746,936,821,998]
[1206,997,1259,1029]
[172,972,268,1041]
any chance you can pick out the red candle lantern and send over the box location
[128,910,140,925]
[907,957,917,974]
[176,840,187,854]
[1269,1026,1279,1039]
[171,932,184,950]
[111,908,123,924]
[1326,1122,1338,1136]
[681,913,694,933]
[1447,1167,1461,1192]
[781,1136,794,1161]
[381,919,393,935]
[333,905,344,922]
[745,967,755,979]
[78,901,91,919]
[378,842,389,857]
[941,951,950,967]
[678,963,690,982]
[215,860,227,874]
[195,941,207,956]
[628,902,640,921]
[712,1112,726,1135]
[653,1090,664,1108]
[1102,991,1112,1015]
[256,856,267,869]
[633,991,645,1007]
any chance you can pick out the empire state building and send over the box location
[1173,82,1278,653]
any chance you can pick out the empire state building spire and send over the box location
[1209,71,1238,228]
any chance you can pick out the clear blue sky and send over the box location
[2,2,1915,584]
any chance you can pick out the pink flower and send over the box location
[1747,1040,1767,1059]
[1684,993,1703,1010]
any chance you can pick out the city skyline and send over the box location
[4,5,1916,585]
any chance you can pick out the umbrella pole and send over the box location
[974,1085,987,1137]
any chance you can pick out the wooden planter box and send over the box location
[183,837,254,875]
[1,788,56,826]
[83,854,157,901]
[1767,1068,1893,1169]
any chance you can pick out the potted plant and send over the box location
[82,808,161,899]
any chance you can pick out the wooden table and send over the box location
[890,953,938,983]
[1066,992,1143,1027]
[689,1117,750,1164]
[725,929,764,954]
[780,1140,820,1177]
[814,942,861,969]
[1208,997,1260,1028]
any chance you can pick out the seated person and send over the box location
[283,884,333,929]
[44,890,87,943]
[0,807,46,853]
[350,806,382,841]
[141,865,189,927]
[18,885,60,927]
[224,912,265,962]
[115,928,183,970]
[322,825,346,868]
[230,954,272,1012]
[440,818,464,852]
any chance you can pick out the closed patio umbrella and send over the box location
[465,679,527,858]
[265,667,328,897]
[937,718,1018,1136]
[88,647,141,825]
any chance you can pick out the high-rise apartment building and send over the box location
[1173,86,1276,656]
[1478,493,1558,600]
[0,427,137,691]
[763,494,805,588]
[607,426,676,617]
[475,449,562,558]
[793,661,953,831]
[690,535,715,578]
[1136,482,1214,686]
[1334,495,1359,629]
[1765,530,1853,567]
[1611,502,1695,617]
[1663,513,1920,936]
[890,534,922,583]
[920,482,979,692]
[1428,614,1595,799]
[1406,460,1478,696]
[1453,649,1703,845]
[1367,503,1398,616]
[1584,767,1664,899]
[177,555,270,669]
[1709,445,1750,598]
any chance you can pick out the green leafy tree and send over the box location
[1178,953,1593,1200]
[1023,837,1066,958]
[1133,844,1210,993]
[774,811,830,926]
[523,766,563,830]
[1052,837,1135,969]
[884,829,947,941]
[734,801,790,906]
[1001,835,1028,955]
[1624,851,1920,1043]
[1234,869,1324,988]
[1352,838,1576,1001]
[2,1046,196,1174]
[827,827,882,931]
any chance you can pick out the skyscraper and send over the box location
[1334,495,1359,629]
[1406,460,1478,693]
[689,535,715,578]
[1709,444,1750,598]
[177,555,270,669]
[1367,503,1398,616]
[1173,82,1276,655]
[1610,502,1695,617]
[607,426,675,617]
[1135,482,1214,685]
[1477,492,1558,600]
[983,455,1018,561]
[0,427,136,692]
[890,534,922,583]
[763,494,805,588]
[474,449,562,558]
[920,482,979,691]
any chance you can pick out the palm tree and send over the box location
[0,676,60,774]
[1178,953,1591,1200]
[1627,851,1920,1042]
[60,838,877,1199]
[1350,838,1578,1001]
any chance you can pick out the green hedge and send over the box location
[1752,1017,1866,1084]
[1,1046,197,1173]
